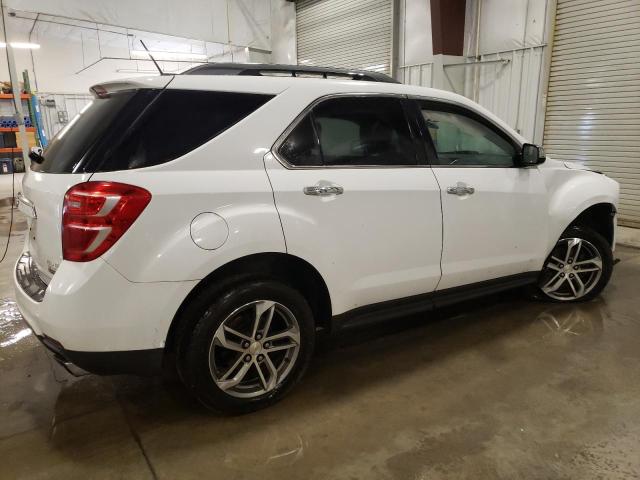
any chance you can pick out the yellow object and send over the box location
[15,130,38,149]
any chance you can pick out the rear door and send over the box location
[265,95,443,315]
[414,99,548,290]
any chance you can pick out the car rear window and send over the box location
[34,89,273,173]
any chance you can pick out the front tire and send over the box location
[177,279,315,414]
[536,226,613,302]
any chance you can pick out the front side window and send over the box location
[278,96,417,167]
[420,103,516,167]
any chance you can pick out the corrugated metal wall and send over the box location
[543,0,640,227]
[460,0,549,144]
[475,46,545,142]
[399,63,433,87]
[296,0,393,74]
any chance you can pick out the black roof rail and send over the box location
[182,63,399,83]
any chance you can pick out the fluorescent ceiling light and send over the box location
[130,49,207,62]
[0,42,41,49]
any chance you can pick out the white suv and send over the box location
[14,64,619,413]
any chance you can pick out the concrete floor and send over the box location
[2,178,640,479]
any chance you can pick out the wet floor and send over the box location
[1,195,640,479]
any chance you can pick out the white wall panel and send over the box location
[400,63,433,87]
[469,0,547,55]
[474,47,544,141]
[4,0,233,44]
[399,0,433,67]
[270,0,297,64]
[1,2,295,94]
[460,0,550,144]
[228,0,271,50]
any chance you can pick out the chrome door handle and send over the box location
[303,185,344,196]
[446,183,475,196]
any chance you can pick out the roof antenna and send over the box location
[139,40,164,75]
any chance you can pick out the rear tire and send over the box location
[176,279,314,414]
[535,226,613,303]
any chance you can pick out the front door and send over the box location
[265,95,443,315]
[415,99,549,290]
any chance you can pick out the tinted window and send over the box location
[34,90,148,173]
[421,105,516,166]
[278,114,322,166]
[34,90,272,173]
[314,97,416,166]
[277,96,417,167]
[96,90,272,171]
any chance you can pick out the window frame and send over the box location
[411,97,525,169]
[272,93,429,169]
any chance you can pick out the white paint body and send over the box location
[14,74,619,353]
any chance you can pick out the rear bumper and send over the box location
[14,251,198,373]
[36,333,163,376]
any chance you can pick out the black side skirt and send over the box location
[332,271,539,330]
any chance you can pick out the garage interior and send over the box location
[1,0,640,478]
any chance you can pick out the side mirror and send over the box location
[520,143,546,166]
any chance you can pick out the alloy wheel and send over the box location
[540,237,603,301]
[208,300,301,398]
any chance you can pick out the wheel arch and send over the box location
[545,167,619,255]
[164,252,332,354]
[566,202,617,247]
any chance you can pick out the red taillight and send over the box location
[62,182,151,262]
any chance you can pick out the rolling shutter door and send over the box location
[543,0,640,227]
[296,0,393,74]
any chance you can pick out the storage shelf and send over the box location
[0,127,35,132]
[0,94,30,100]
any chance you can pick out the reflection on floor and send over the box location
[1,188,640,479]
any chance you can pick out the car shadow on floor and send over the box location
[44,288,611,463]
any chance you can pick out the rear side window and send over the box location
[96,90,272,171]
[278,96,417,167]
[33,90,144,173]
[34,90,272,173]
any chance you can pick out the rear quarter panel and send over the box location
[90,87,310,282]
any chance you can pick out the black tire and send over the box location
[535,226,613,303]
[176,279,315,414]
